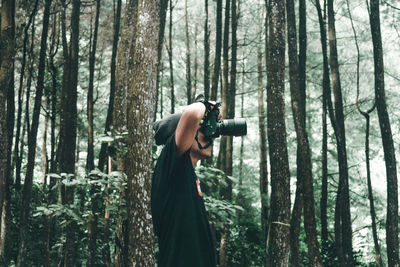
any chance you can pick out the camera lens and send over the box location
[217,119,247,137]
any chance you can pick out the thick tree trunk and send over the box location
[327,0,354,265]
[266,0,291,265]
[369,0,399,266]
[211,0,222,101]
[124,0,166,264]
[16,0,51,265]
[113,0,139,263]
[286,0,322,265]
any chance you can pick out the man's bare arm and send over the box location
[175,102,206,157]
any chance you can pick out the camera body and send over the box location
[200,103,247,138]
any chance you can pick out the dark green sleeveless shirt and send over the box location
[151,134,216,267]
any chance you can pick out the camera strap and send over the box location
[195,130,213,150]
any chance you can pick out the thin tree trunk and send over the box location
[87,0,100,173]
[184,0,192,104]
[58,0,80,265]
[327,0,354,265]
[42,98,49,187]
[258,46,268,250]
[204,0,210,99]
[369,0,399,266]
[87,1,101,266]
[218,1,231,264]
[97,0,122,172]
[193,25,198,100]
[16,0,52,265]
[167,0,175,113]
[266,0,291,265]
[315,0,330,257]
[211,0,222,101]
[344,1,383,265]
[44,12,60,267]
[12,0,39,181]
[286,0,322,265]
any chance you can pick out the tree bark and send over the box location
[266,0,291,265]
[124,0,165,264]
[16,0,52,265]
[369,0,399,266]
[113,0,139,263]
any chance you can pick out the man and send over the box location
[151,100,219,267]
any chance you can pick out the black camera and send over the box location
[200,103,247,138]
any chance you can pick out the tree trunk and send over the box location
[113,0,139,263]
[218,0,231,265]
[87,1,101,266]
[42,98,49,187]
[257,46,268,250]
[327,0,354,265]
[210,0,222,101]
[344,1,383,265]
[12,0,38,183]
[286,0,322,265]
[266,0,291,265]
[184,0,192,104]
[57,0,80,265]
[369,0,399,266]
[124,0,166,264]
[315,0,330,257]
[16,0,51,265]
[204,0,210,99]
[44,13,59,267]
[97,0,122,172]
[167,0,175,113]
[0,0,15,264]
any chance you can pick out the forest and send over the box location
[0,0,400,266]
